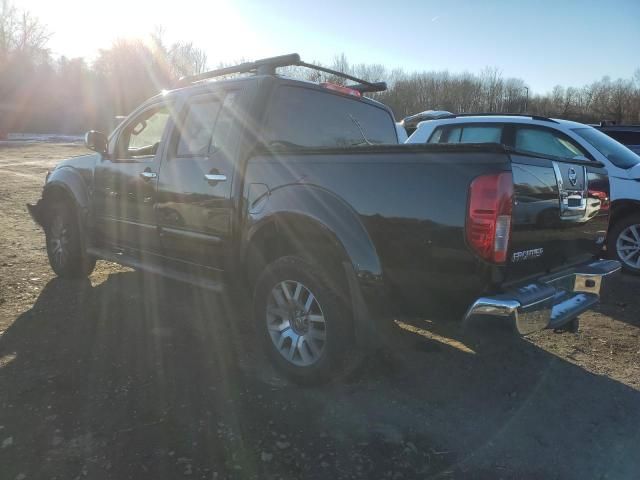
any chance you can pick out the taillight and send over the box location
[588,189,610,211]
[320,82,362,97]
[466,172,513,263]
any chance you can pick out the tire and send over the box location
[253,255,354,385]
[45,201,96,278]
[608,214,640,275]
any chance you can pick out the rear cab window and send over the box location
[265,85,398,148]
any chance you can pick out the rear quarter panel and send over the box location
[244,145,512,307]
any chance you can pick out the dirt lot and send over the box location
[1,143,639,480]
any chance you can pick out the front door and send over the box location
[93,103,170,257]
[155,90,239,270]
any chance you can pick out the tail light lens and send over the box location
[466,172,514,263]
[588,189,610,211]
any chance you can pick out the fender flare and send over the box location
[244,183,382,279]
[37,167,92,244]
[43,167,90,212]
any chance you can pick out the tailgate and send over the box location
[506,153,609,283]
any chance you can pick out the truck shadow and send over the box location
[594,272,640,328]
[0,271,639,480]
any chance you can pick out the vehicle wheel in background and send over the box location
[608,214,640,275]
[45,201,96,278]
[253,256,354,385]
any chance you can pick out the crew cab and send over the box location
[28,55,619,383]
[406,113,640,275]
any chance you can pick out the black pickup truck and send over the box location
[28,54,620,383]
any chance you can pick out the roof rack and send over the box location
[453,113,558,123]
[176,53,387,93]
[402,111,558,128]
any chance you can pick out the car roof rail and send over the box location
[176,53,387,93]
[402,111,559,128]
[452,113,559,123]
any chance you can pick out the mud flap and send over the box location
[343,262,391,349]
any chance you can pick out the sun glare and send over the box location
[20,0,265,63]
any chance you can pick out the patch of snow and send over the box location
[0,133,83,145]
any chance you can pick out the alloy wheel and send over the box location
[616,223,640,270]
[266,280,327,367]
[48,215,70,268]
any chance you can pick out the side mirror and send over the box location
[85,130,108,154]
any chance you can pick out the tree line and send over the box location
[1,1,639,137]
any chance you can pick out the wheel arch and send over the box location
[243,185,383,288]
[609,199,640,229]
[40,167,91,227]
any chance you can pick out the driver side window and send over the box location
[117,105,170,160]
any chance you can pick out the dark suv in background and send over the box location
[595,121,640,155]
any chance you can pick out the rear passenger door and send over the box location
[155,90,240,271]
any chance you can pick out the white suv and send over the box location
[406,113,640,274]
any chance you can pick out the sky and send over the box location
[19,0,640,94]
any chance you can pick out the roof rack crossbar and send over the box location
[295,61,387,93]
[176,53,387,93]
[177,53,301,86]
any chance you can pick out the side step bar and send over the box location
[87,247,225,292]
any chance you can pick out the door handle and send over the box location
[140,170,157,180]
[204,173,227,183]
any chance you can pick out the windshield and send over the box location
[573,127,640,169]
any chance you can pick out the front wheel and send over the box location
[608,214,640,275]
[45,202,96,278]
[253,256,354,384]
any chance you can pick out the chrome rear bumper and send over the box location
[464,259,621,334]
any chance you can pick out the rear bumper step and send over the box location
[464,259,621,334]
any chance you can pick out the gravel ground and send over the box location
[1,143,639,480]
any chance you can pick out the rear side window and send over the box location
[427,127,445,143]
[515,127,583,159]
[177,98,222,157]
[212,91,240,156]
[174,90,240,158]
[429,124,503,144]
[266,85,397,147]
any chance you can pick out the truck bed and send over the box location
[245,143,610,305]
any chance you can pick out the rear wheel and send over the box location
[45,202,96,278]
[608,214,640,275]
[254,256,353,384]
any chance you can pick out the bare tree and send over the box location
[0,0,50,61]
